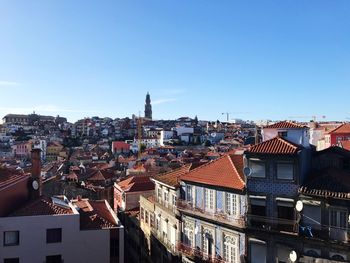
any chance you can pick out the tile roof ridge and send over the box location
[227,154,245,186]
[182,154,227,176]
[275,136,302,149]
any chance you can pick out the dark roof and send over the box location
[247,137,302,155]
[314,146,350,157]
[299,168,350,200]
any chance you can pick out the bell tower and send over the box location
[144,92,152,120]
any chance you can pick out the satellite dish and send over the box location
[243,167,252,177]
[296,200,303,212]
[211,133,217,137]
[289,251,297,262]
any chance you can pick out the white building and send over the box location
[262,121,310,147]
[0,196,124,263]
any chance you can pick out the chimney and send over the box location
[31,148,42,198]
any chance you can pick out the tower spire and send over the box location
[144,92,152,119]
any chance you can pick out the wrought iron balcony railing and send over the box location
[177,199,245,228]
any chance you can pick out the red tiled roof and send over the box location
[340,140,350,151]
[247,137,301,155]
[152,164,192,188]
[180,154,245,191]
[118,175,154,192]
[10,196,74,217]
[0,167,30,190]
[112,141,130,150]
[264,121,306,129]
[328,123,350,134]
[73,199,117,230]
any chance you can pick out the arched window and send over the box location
[223,234,238,263]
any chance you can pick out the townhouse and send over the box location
[178,154,247,263]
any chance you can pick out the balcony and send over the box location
[247,214,297,234]
[177,242,227,263]
[299,224,349,244]
[177,199,245,228]
[155,197,178,215]
[151,228,179,255]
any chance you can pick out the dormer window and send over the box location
[278,131,288,138]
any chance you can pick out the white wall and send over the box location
[175,127,194,136]
[262,128,310,147]
[0,214,112,263]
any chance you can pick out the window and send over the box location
[276,163,293,180]
[164,191,169,204]
[172,195,177,207]
[330,210,347,229]
[140,207,144,220]
[202,230,213,256]
[157,188,162,201]
[278,131,288,138]
[4,258,19,263]
[3,231,19,246]
[184,223,194,247]
[145,211,149,224]
[250,197,266,216]
[249,240,266,263]
[186,185,192,202]
[205,189,214,210]
[46,255,62,263]
[226,193,238,216]
[223,235,237,263]
[250,160,266,178]
[150,214,154,228]
[277,200,294,219]
[46,228,62,243]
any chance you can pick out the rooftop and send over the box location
[73,199,118,230]
[328,123,350,134]
[299,168,350,200]
[117,174,154,192]
[264,121,306,129]
[9,196,75,217]
[247,137,302,155]
[152,164,192,188]
[180,154,245,191]
[0,167,30,190]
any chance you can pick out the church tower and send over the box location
[144,92,152,119]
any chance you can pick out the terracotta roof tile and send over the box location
[180,154,245,191]
[73,199,118,230]
[118,175,154,192]
[0,167,30,190]
[247,137,301,155]
[152,164,192,188]
[10,196,74,217]
[264,121,306,129]
[340,140,350,151]
[329,123,350,134]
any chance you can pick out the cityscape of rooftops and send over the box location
[0,1,349,263]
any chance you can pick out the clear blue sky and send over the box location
[0,0,349,123]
